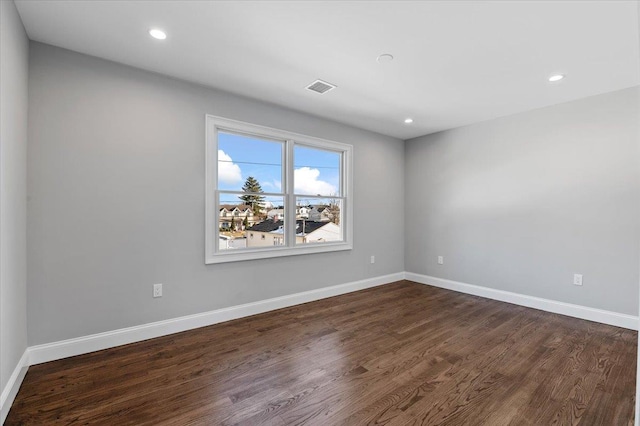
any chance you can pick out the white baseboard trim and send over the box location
[405,272,638,330]
[28,272,405,366]
[1,349,29,424]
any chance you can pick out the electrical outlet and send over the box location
[437,256,444,265]
[573,274,583,286]
[370,255,375,264]
[153,283,163,298]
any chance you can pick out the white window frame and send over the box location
[205,115,353,264]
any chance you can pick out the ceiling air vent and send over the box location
[305,79,336,94]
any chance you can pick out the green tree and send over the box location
[230,219,236,232]
[239,176,266,216]
[243,216,249,230]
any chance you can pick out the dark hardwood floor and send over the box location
[6,280,637,425]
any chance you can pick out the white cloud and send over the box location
[218,150,242,184]
[262,180,282,192]
[294,167,336,195]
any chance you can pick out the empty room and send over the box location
[1,0,639,425]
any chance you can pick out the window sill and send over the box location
[205,242,352,264]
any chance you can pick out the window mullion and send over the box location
[285,139,295,247]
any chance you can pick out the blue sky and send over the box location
[218,132,341,204]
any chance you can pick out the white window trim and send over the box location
[205,115,353,264]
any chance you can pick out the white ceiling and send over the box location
[15,0,640,140]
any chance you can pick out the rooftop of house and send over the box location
[266,205,332,212]
[220,204,252,212]
[248,220,329,235]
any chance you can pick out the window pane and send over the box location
[294,145,341,196]
[218,132,283,193]
[219,195,285,250]
[295,197,342,245]
[246,196,287,248]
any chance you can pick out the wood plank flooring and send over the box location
[6,280,637,425]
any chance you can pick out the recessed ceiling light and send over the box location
[377,54,394,63]
[149,29,167,40]
[404,118,413,124]
[548,74,564,82]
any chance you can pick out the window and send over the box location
[206,115,352,263]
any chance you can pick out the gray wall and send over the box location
[1,0,29,403]
[405,87,640,315]
[27,42,405,346]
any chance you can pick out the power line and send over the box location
[218,159,338,169]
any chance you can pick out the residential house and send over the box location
[308,205,336,222]
[245,219,341,248]
[266,208,284,221]
[265,205,332,222]
[219,204,255,230]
